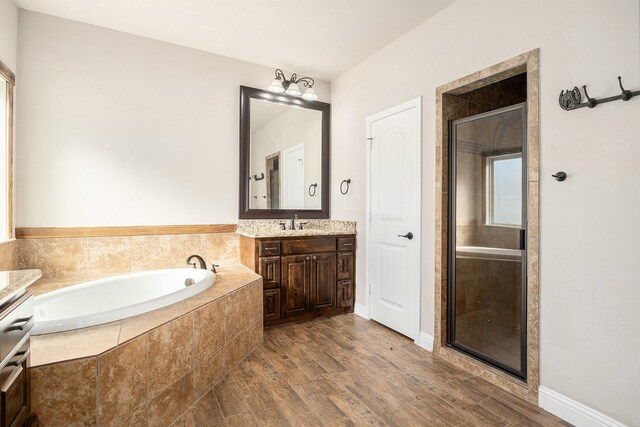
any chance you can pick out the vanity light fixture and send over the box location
[267,69,318,101]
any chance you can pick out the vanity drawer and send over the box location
[258,257,281,289]
[263,289,281,322]
[0,294,34,364]
[282,238,336,255]
[258,241,281,257]
[337,237,355,252]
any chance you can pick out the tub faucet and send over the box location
[186,254,207,269]
[290,213,298,230]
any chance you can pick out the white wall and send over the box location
[0,0,18,71]
[330,0,640,424]
[15,11,329,227]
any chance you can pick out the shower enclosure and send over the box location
[447,103,527,379]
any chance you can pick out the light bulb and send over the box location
[302,87,318,101]
[285,82,301,96]
[267,78,285,94]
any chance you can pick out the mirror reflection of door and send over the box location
[265,153,280,209]
[282,143,305,209]
[249,98,322,210]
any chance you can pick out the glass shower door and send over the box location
[447,103,527,379]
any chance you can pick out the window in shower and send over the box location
[486,153,522,227]
[448,102,527,379]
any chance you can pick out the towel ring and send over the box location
[340,179,351,195]
[308,183,318,197]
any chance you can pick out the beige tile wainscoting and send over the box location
[29,265,263,426]
[14,227,240,282]
[0,239,18,270]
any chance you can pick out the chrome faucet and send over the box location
[290,213,298,230]
[186,254,207,269]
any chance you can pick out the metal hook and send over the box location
[340,179,351,195]
[618,76,633,101]
[582,85,597,108]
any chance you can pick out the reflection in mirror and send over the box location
[249,99,322,210]
[240,86,329,219]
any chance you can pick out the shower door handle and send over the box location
[519,229,526,250]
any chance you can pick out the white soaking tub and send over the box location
[31,268,216,335]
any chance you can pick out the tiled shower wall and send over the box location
[13,232,240,279]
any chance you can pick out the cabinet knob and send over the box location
[312,256,317,260]
[306,256,310,261]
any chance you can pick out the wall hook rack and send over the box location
[340,179,351,195]
[308,183,317,197]
[559,76,639,111]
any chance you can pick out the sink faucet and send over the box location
[290,213,298,230]
[186,254,207,269]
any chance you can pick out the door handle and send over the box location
[398,232,414,240]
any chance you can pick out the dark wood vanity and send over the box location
[240,234,355,326]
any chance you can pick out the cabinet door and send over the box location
[263,289,281,321]
[337,252,354,280]
[338,280,354,308]
[281,255,309,317]
[310,253,337,310]
[0,347,30,427]
[258,256,280,289]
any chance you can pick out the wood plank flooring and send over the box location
[175,314,571,426]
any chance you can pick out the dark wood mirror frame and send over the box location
[239,85,330,219]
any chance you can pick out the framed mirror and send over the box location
[239,86,330,219]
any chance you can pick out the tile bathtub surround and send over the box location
[237,219,357,238]
[16,231,241,279]
[30,269,263,426]
[0,239,17,270]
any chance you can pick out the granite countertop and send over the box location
[0,269,42,306]
[237,219,356,238]
[30,263,260,367]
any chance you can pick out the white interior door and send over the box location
[367,98,421,339]
[282,143,305,209]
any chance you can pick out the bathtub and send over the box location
[31,268,216,335]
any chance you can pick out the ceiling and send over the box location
[14,0,456,80]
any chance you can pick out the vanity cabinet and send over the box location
[240,235,355,326]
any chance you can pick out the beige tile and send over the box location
[148,373,194,427]
[15,239,37,269]
[147,313,193,398]
[87,236,131,274]
[206,232,240,266]
[226,319,263,369]
[193,296,226,357]
[131,235,172,271]
[192,348,226,399]
[31,321,122,367]
[118,301,191,344]
[35,237,87,278]
[31,357,97,426]
[170,234,207,268]
[0,240,16,270]
[98,335,148,427]
[225,281,263,340]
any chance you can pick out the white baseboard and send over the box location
[354,302,369,319]
[417,331,434,352]
[538,387,627,427]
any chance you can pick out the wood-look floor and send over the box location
[176,314,570,426]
